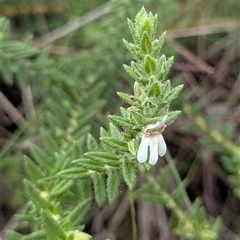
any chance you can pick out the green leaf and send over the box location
[158,165,171,189]
[144,54,156,74]
[17,64,28,90]
[76,100,105,128]
[117,92,135,106]
[24,179,54,212]
[84,152,120,167]
[23,231,46,240]
[166,110,182,124]
[29,144,53,173]
[130,111,143,125]
[107,169,120,203]
[188,198,202,218]
[164,85,183,103]
[66,233,74,240]
[119,107,130,119]
[163,56,174,78]
[87,134,99,152]
[41,210,66,240]
[1,18,10,40]
[40,128,59,153]
[73,125,91,143]
[141,18,152,36]
[140,32,152,54]
[78,179,92,200]
[122,158,136,189]
[73,158,106,172]
[92,172,106,206]
[53,152,70,173]
[1,58,13,85]
[50,179,74,197]
[152,31,166,57]
[24,155,46,182]
[108,115,135,129]
[71,141,82,160]
[122,40,142,60]
[100,137,127,152]
[123,64,137,81]
[100,127,115,154]
[15,214,38,224]
[128,139,137,156]
[127,18,138,43]
[46,99,69,128]
[68,198,91,226]
[57,168,90,179]
[148,80,161,97]
[7,230,24,240]
[82,80,106,105]
[109,122,122,140]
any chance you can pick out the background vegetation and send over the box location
[1,0,239,239]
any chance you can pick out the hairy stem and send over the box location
[128,188,137,240]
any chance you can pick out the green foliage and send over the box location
[0,18,51,88]
[2,1,239,239]
[182,93,240,200]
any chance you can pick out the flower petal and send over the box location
[137,135,150,163]
[161,115,168,123]
[157,134,167,157]
[149,136,159,165]
[145,121,161,131]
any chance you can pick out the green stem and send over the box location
[165,151,192,210]
[128,188,137,240]
[140,165,185,219]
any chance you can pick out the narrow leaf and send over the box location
[69,198,91,226]
[109,122,122,140]
[23,230,46,240]
[107,169,120,203]
[87,134,99,152]
[71,141,82,160]
[24,155,46,182]
[78,179,92,200]
[50,179,74,197]
[7,230,24,240]
[29,144,52,173]
[117,92,135,106]
[122,158,136,190]
[108,115,135,129]
[41,210,66,240]
[40,128,59,153]
[100,137,127,152]
[92,172,106,206]
[57,168,90,179]
[144,55,156,74]
[84,152,120,167]
[164,84,183,103]
[72,158,106,172]
[24,179,54,212]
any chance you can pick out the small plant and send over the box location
[7,7,223,240]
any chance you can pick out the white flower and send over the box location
[137,116,167,165]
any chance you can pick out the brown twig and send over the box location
[21,85,36,119]
[167,21,238,38]
[34,2,111,47]
[166,38,215,75]
[0,91,26,126]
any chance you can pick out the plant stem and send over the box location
[165,151,192,210]
[128,188,137,240]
